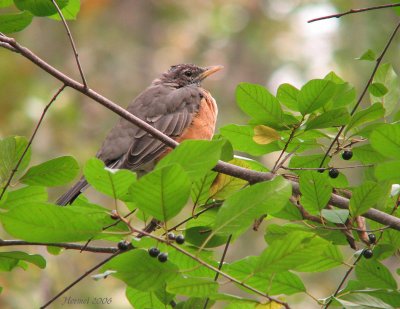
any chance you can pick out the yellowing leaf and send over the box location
[253,125,280,145]
[256,300,286,309]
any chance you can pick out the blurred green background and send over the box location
[1,0,399,308]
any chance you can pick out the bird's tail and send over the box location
[56,177,89,206]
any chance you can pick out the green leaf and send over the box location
[0,202,104,242]
[0,11,33,33]
[130,164,191,222]
[126,287,166,309]
[352,144,386,164]
[298,79,336,115]
[167,277,218,297]
[14,0,69,17]
[105,250,179,291]
[321,209,349,224]
[191,171,217,205]
[305,108,350,130]
[257,232,331,273]
[226,256,306,295]
[370,124,400,158]
[277,83,299,111]
[213,177,291,237]
[375,160,400,182]
[0,251,46,270]
[349,181,383,217]
[369,83,388,97]
[236,82,283,126]
[220,124,280,156]
[344,103,385,134]
[335,293,393,309]
[1,186,47,209]
[0,136,31,184]
[49,0,80,20]
[356,259,397,289]
[289,154,329,174]
[157,140,223,181]
[300,171,332,215]
[369,63,400,116]
[0,0,13,8]
[357,49,376,61]
[84,157,136,199]
[20,156,79,187]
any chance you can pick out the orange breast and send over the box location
[176,89,218,142]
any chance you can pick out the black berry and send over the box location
[317,168,325,173]
[363,249,373,259]
[368,233,377,244]
[167,232,176,240]
[158,252,168,262]
[175,235,185,245]
[329,168,339,179]
[148,247,160,258]
[117,240,130,251]
[342,150,353,160]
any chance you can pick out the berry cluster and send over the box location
[147,233,185,263]
[318,150,354,178]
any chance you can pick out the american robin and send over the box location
[57,64,223,206]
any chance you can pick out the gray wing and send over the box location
[96,84,202,171]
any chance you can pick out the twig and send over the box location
[50,0,88,88]
[137,229,291,309]
[272,122,302,173]
[1,35,400,231]
[0,84,66,200]
[273,146,300,172]
[40,251,120,308]
[323,252,364,309]
[319,21,400,168]
[203,234,232,309]
[80,209,136,252]
[282,164,373,171]
[0,239,118,253]
[308,3,400,23]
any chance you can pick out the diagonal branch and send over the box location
[319,21,400,167]
[0,84,66,200]
[308,3,400,23]
[1,34,400,231]
[51,0,88,88]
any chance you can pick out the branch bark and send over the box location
[1,34,400,231]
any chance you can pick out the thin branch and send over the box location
[0,84,66,200]
[308,3,400,23]
[40,251,120,309]
[137,229,291,309]
[1,35,400,231]
[319,21,400,168]
[272,122,302,173]
[0,239,118,253]
[50,0,88,88]
[203,234,232,309]
[282,164,373,171]
[323,252,364,309]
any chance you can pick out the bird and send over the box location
[56,64,223,207]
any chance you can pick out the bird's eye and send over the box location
[184,70,193,77]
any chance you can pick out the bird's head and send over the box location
[159,64,223,88]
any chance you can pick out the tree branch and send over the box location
[50,0,88,88]
[319,20,400,167]
[0,84,66,200]
[0,239,118,253]
[1,34,400,231]
[308,3,400,23]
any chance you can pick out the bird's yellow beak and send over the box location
[199,65,224,80]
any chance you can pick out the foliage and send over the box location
[1,1,400,309]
